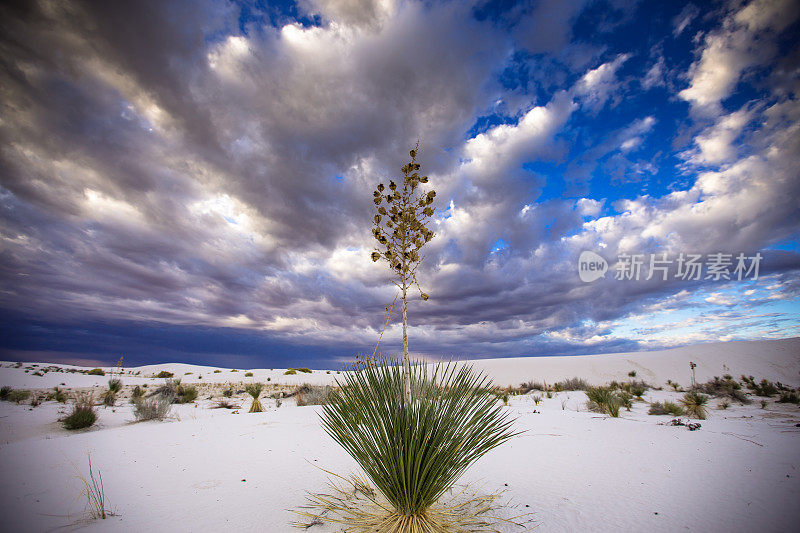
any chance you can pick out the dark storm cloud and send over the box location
[0,0,798,366]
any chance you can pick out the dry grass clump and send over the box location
[296,385,333,406]
[76,455,112,520]
[680,391,709,420]
[296,473,530,532]
[556,377,588,391]
[246,383,264,412]
[133,394,172,421]
[213,399,240,409]
[3,388,31,403]
[63,392,98,430]
[648,401,685,416]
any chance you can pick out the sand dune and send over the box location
[0,338,798,532]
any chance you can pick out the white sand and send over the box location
[0,337,798,532]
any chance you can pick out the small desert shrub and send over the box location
[296,385,333,406]
[753,379,779,397]
[101,390,116,407]
[63,393,97,430]
[0,386,11,400]
[585,386,621,417]
[46,387,68,403]
[532,394,542,405]
[214,369,221,373]
[7,389,31,403]
[155,371,173,379]
[681,391,709,420]
[648,401,685,416]
[760,400,768,409]
[717,401,729,410]
[30,395,43,407]
[130,386,144,402]
[133,394,172,421]
[231,369,238,372]
[296,367,312,374]
[184,372,192,375]
[87,368,105,376]
[32,371,43,376]
[246,383,264,412]
[546,390,553,399]
[628,370,637,377]
[245,372,253,377]
[558,377,588,391]
[778,391,800,404]
[175,383,198,404]
[222,388,234,398]
[631,385,646,398]
[618,391,633,411]
[284,369,297,375]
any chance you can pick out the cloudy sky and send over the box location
[1,0,798,368]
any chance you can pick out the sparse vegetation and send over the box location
[648,401,685,416]
[62,393,97,430]
[246,383,264,413]
[130,386,144,402]
[0,386,11,400]
[46,387,68,403]
[532,394,542,405]
[695,375,750,404]
[6,389,31,404]
[585,386,621,417]
[222,388,234,398]
[296,367,312,373]
[778,391,800,404]
[155,371,174,379]
[284,369,297,375]
[87,368,105,376]
[557,377,589,391]
[681,391,709,420]
[628,370,637,377]
[245,372,253,377]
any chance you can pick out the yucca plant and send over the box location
[317,359,518,531]
[681,390,709,419]
[246,383,264,413]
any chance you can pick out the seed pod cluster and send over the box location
[371,144,437,301]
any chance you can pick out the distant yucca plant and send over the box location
[246,383,264,413]
[318,359,517,531]
[681,391,709,419]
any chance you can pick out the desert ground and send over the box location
[1,337,799,532]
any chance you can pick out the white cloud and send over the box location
[574,53,631,111]
[679,0,799,114]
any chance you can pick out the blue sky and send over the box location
[0,0,798,368]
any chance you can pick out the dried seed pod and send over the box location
[378,206,387,215]
[374,215,381,224]
[410,149,416,158]
[389,181,397,190]
[377,183,385,192]
[371,252,380,262]
[421,293,429,301]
